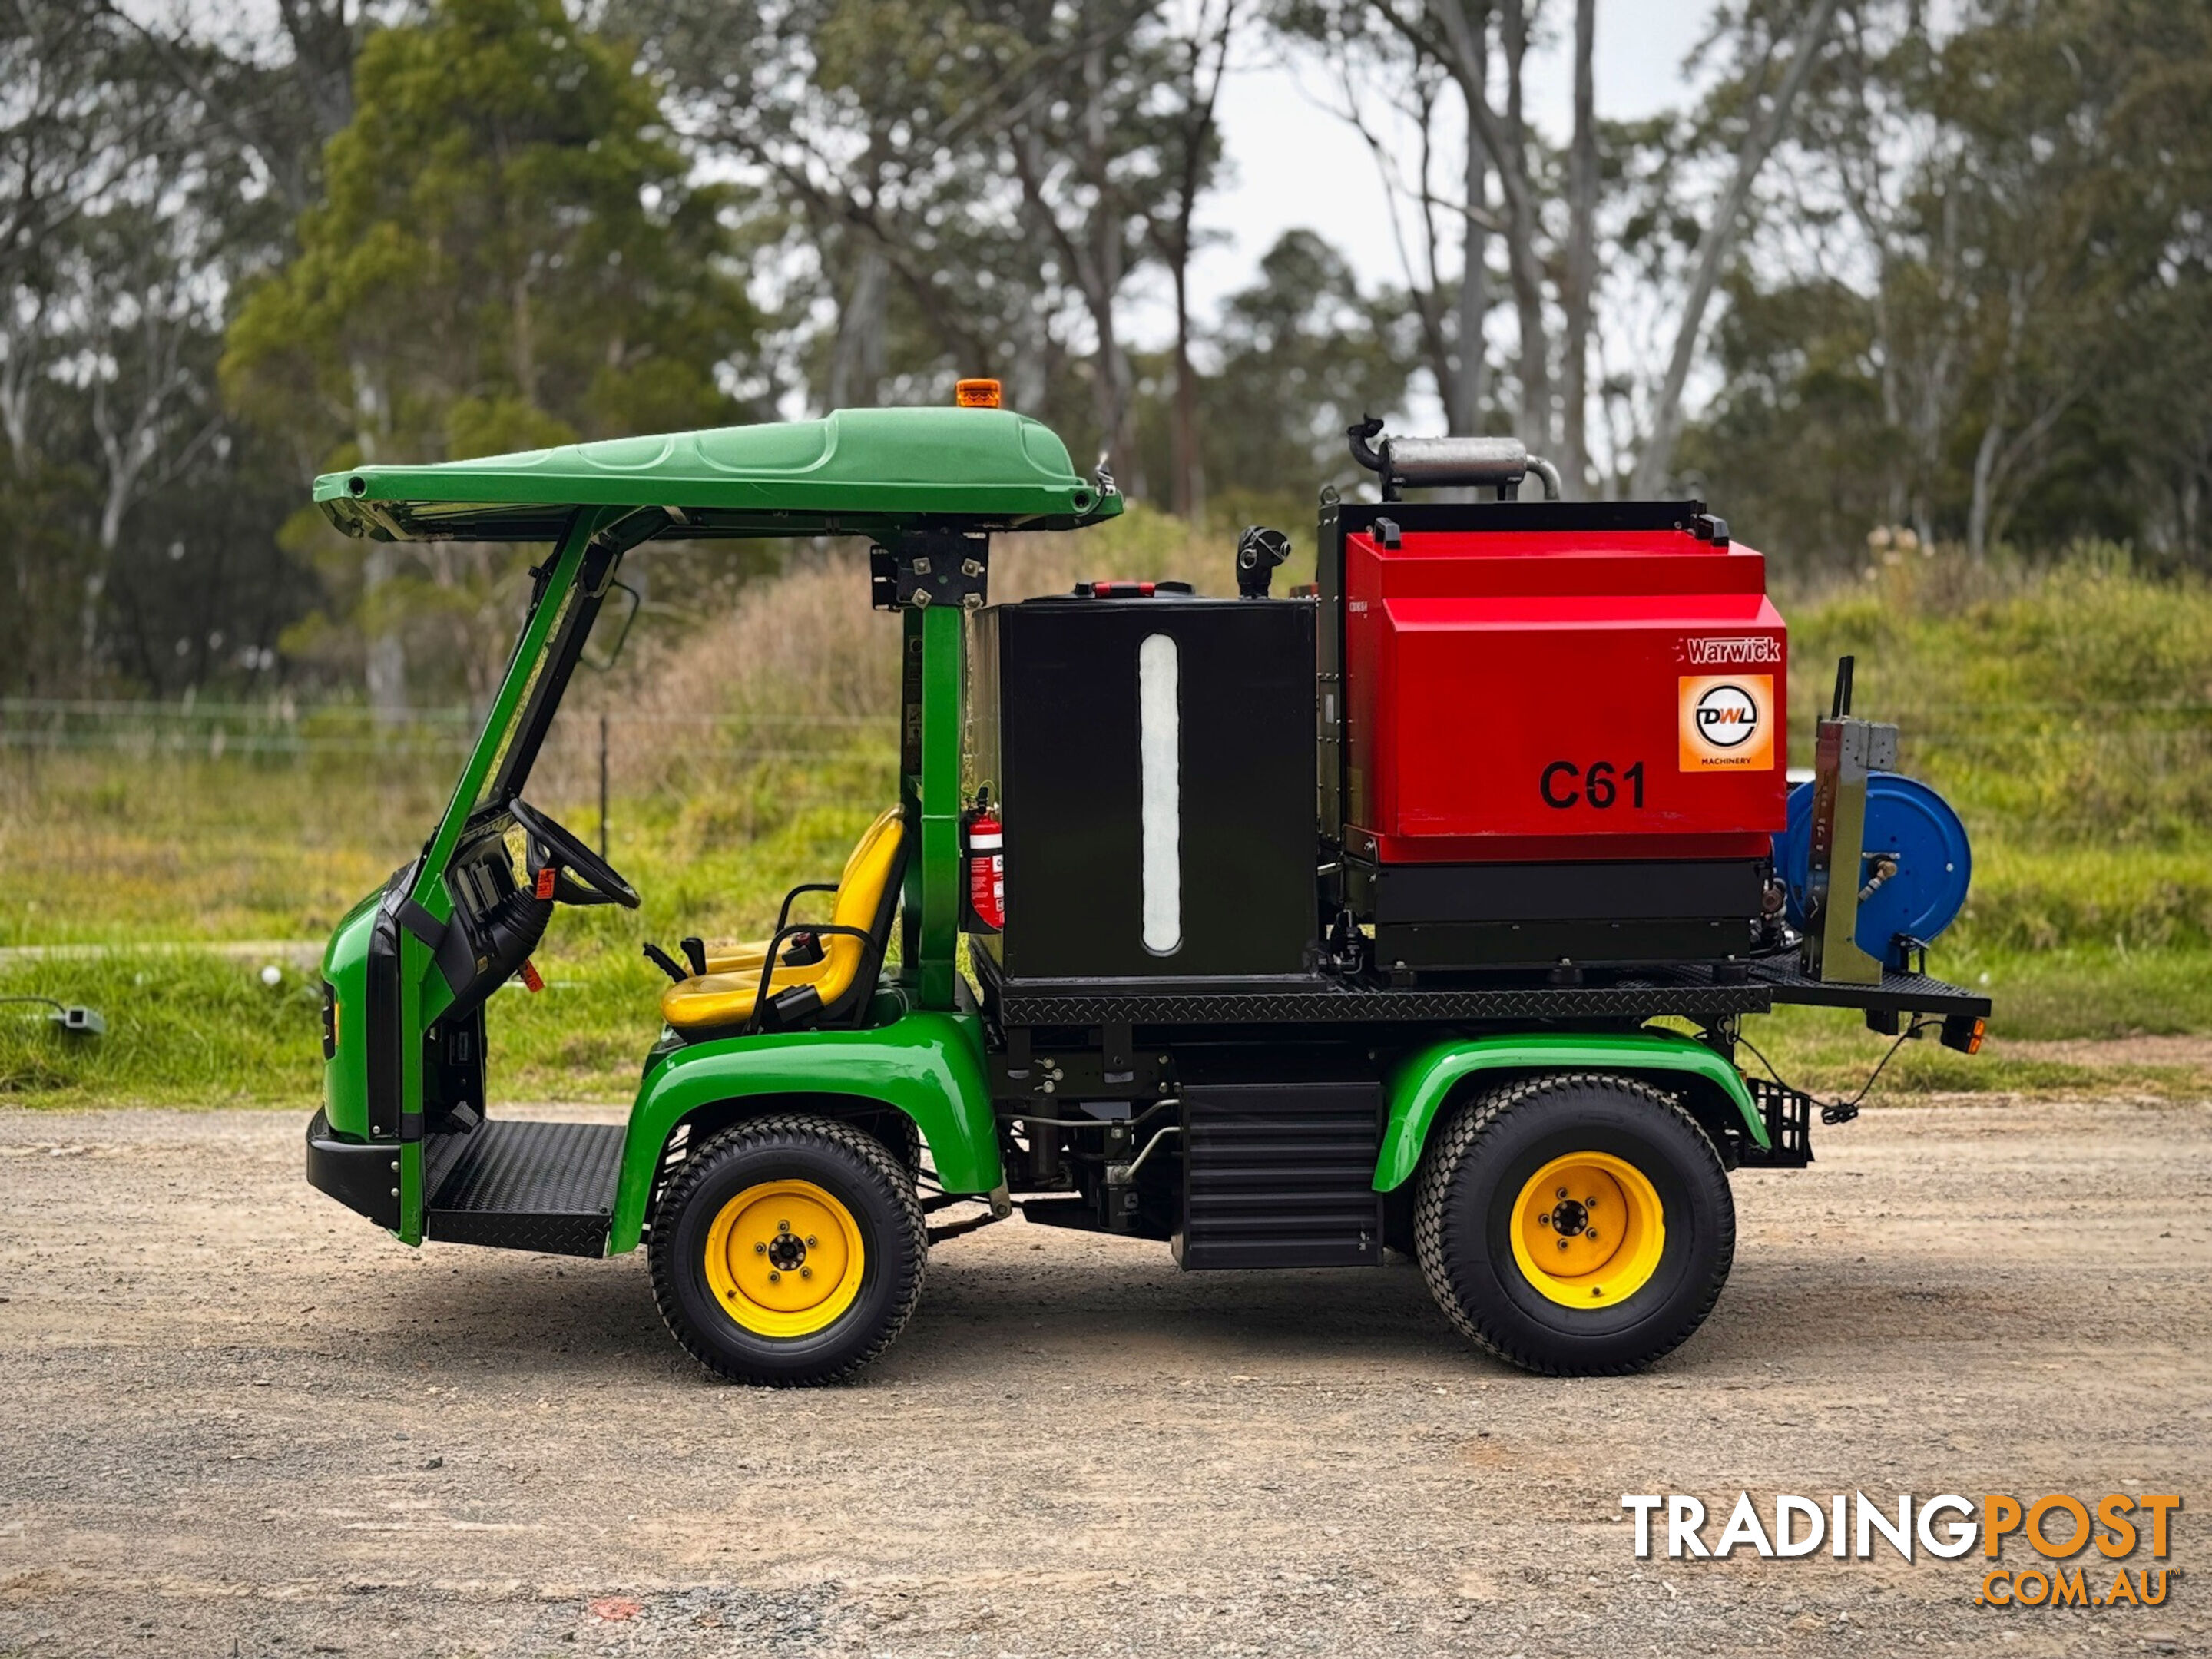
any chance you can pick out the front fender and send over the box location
[1373,1031,1764,1192]
[608,1010,998,1253]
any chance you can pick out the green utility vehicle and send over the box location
[306,399,1990,1384]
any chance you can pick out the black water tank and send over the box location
[971,592,1317,982]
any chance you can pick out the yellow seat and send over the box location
[661,806,906,1035]
[699,939,773,976]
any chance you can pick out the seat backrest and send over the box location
[810,805,906,1015]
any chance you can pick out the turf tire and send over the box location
[1413,1072,1734,1376]
[650,1113,926,1386]
[880,1111,924,1183]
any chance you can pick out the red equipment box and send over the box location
[1343,521,1787,866]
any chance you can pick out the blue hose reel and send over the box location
[1772,773,1972,971]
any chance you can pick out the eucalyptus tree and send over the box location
[224,0,758,709]
[1684,0,2212,568]
[0,1,306,694]
[622,0,1247,497]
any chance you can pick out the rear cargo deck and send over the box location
[987,955,1991,1028]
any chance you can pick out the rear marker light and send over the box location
[1939,1012,1987,1054]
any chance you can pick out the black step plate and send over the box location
[426,1119,624,1258]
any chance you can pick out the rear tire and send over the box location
[1413,1073,1734,1376]
[650,1114,926,1386]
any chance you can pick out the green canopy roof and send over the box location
[314,406,1121,541]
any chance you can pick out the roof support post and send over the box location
[899,601,965,1009]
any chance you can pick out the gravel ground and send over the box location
[1,1096,2207,1658]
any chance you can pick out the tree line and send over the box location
[2,0,2207,707]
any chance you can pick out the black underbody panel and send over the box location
[1175,1079,1384,1270]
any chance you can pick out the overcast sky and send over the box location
[1176,0,1721,336]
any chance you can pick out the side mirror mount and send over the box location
[582,581,641,672]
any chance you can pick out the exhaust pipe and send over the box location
[1346,416,1562,502]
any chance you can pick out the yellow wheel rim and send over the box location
[702,1180,865,1338]
[1508,1151,1666,1309]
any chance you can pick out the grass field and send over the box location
[6,525,2212,1108]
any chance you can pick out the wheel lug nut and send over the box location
[1587,1230,1599,1242]
[1557,1239,1569,1252]
[806,1236,817,1247]
[800,1267,813,1280]
[777,1220,791,1233]
[1555,1187,1568,1199]
[768,1270,780,1283]
[753,1242,766,1255]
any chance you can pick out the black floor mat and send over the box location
[425,1119,625,1257]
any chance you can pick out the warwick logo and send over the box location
[1684,635,1783,667]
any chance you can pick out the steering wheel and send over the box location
[509,798,641,910]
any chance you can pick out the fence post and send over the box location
[598,712,609,859]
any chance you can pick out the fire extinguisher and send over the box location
[962,787,1005,932]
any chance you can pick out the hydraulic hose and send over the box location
[1003,1098,1181,1131]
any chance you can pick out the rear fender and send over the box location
[1373,1031,1764,1192]
[608,1009,998,1253]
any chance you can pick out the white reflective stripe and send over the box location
[1138,632,1181,955]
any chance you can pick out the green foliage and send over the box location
[1790,548,2212,846]
[20,0,2212,711]
[1131,230,1421,507]
[18,1,2212,1110]
[0,951,328,1104]
[0,3,311,699]
[217,0,761,704]
[226,0,756,466]
[12,548,2212,1108]
[0,465,101,695]
[0,747,896,1104]
[1688,0,2212,571]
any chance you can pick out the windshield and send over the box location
[473,540,624,811]
[472,578,587,812]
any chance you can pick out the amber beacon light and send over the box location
[955,378,1002,408]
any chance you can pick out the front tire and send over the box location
[650,1114,926,1385]
[1413,1073,1734,1376]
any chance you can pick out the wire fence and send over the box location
[8,696,2209,757]
[7,695,2212,829]
[0,697,896,759]
[0,700,908,847]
